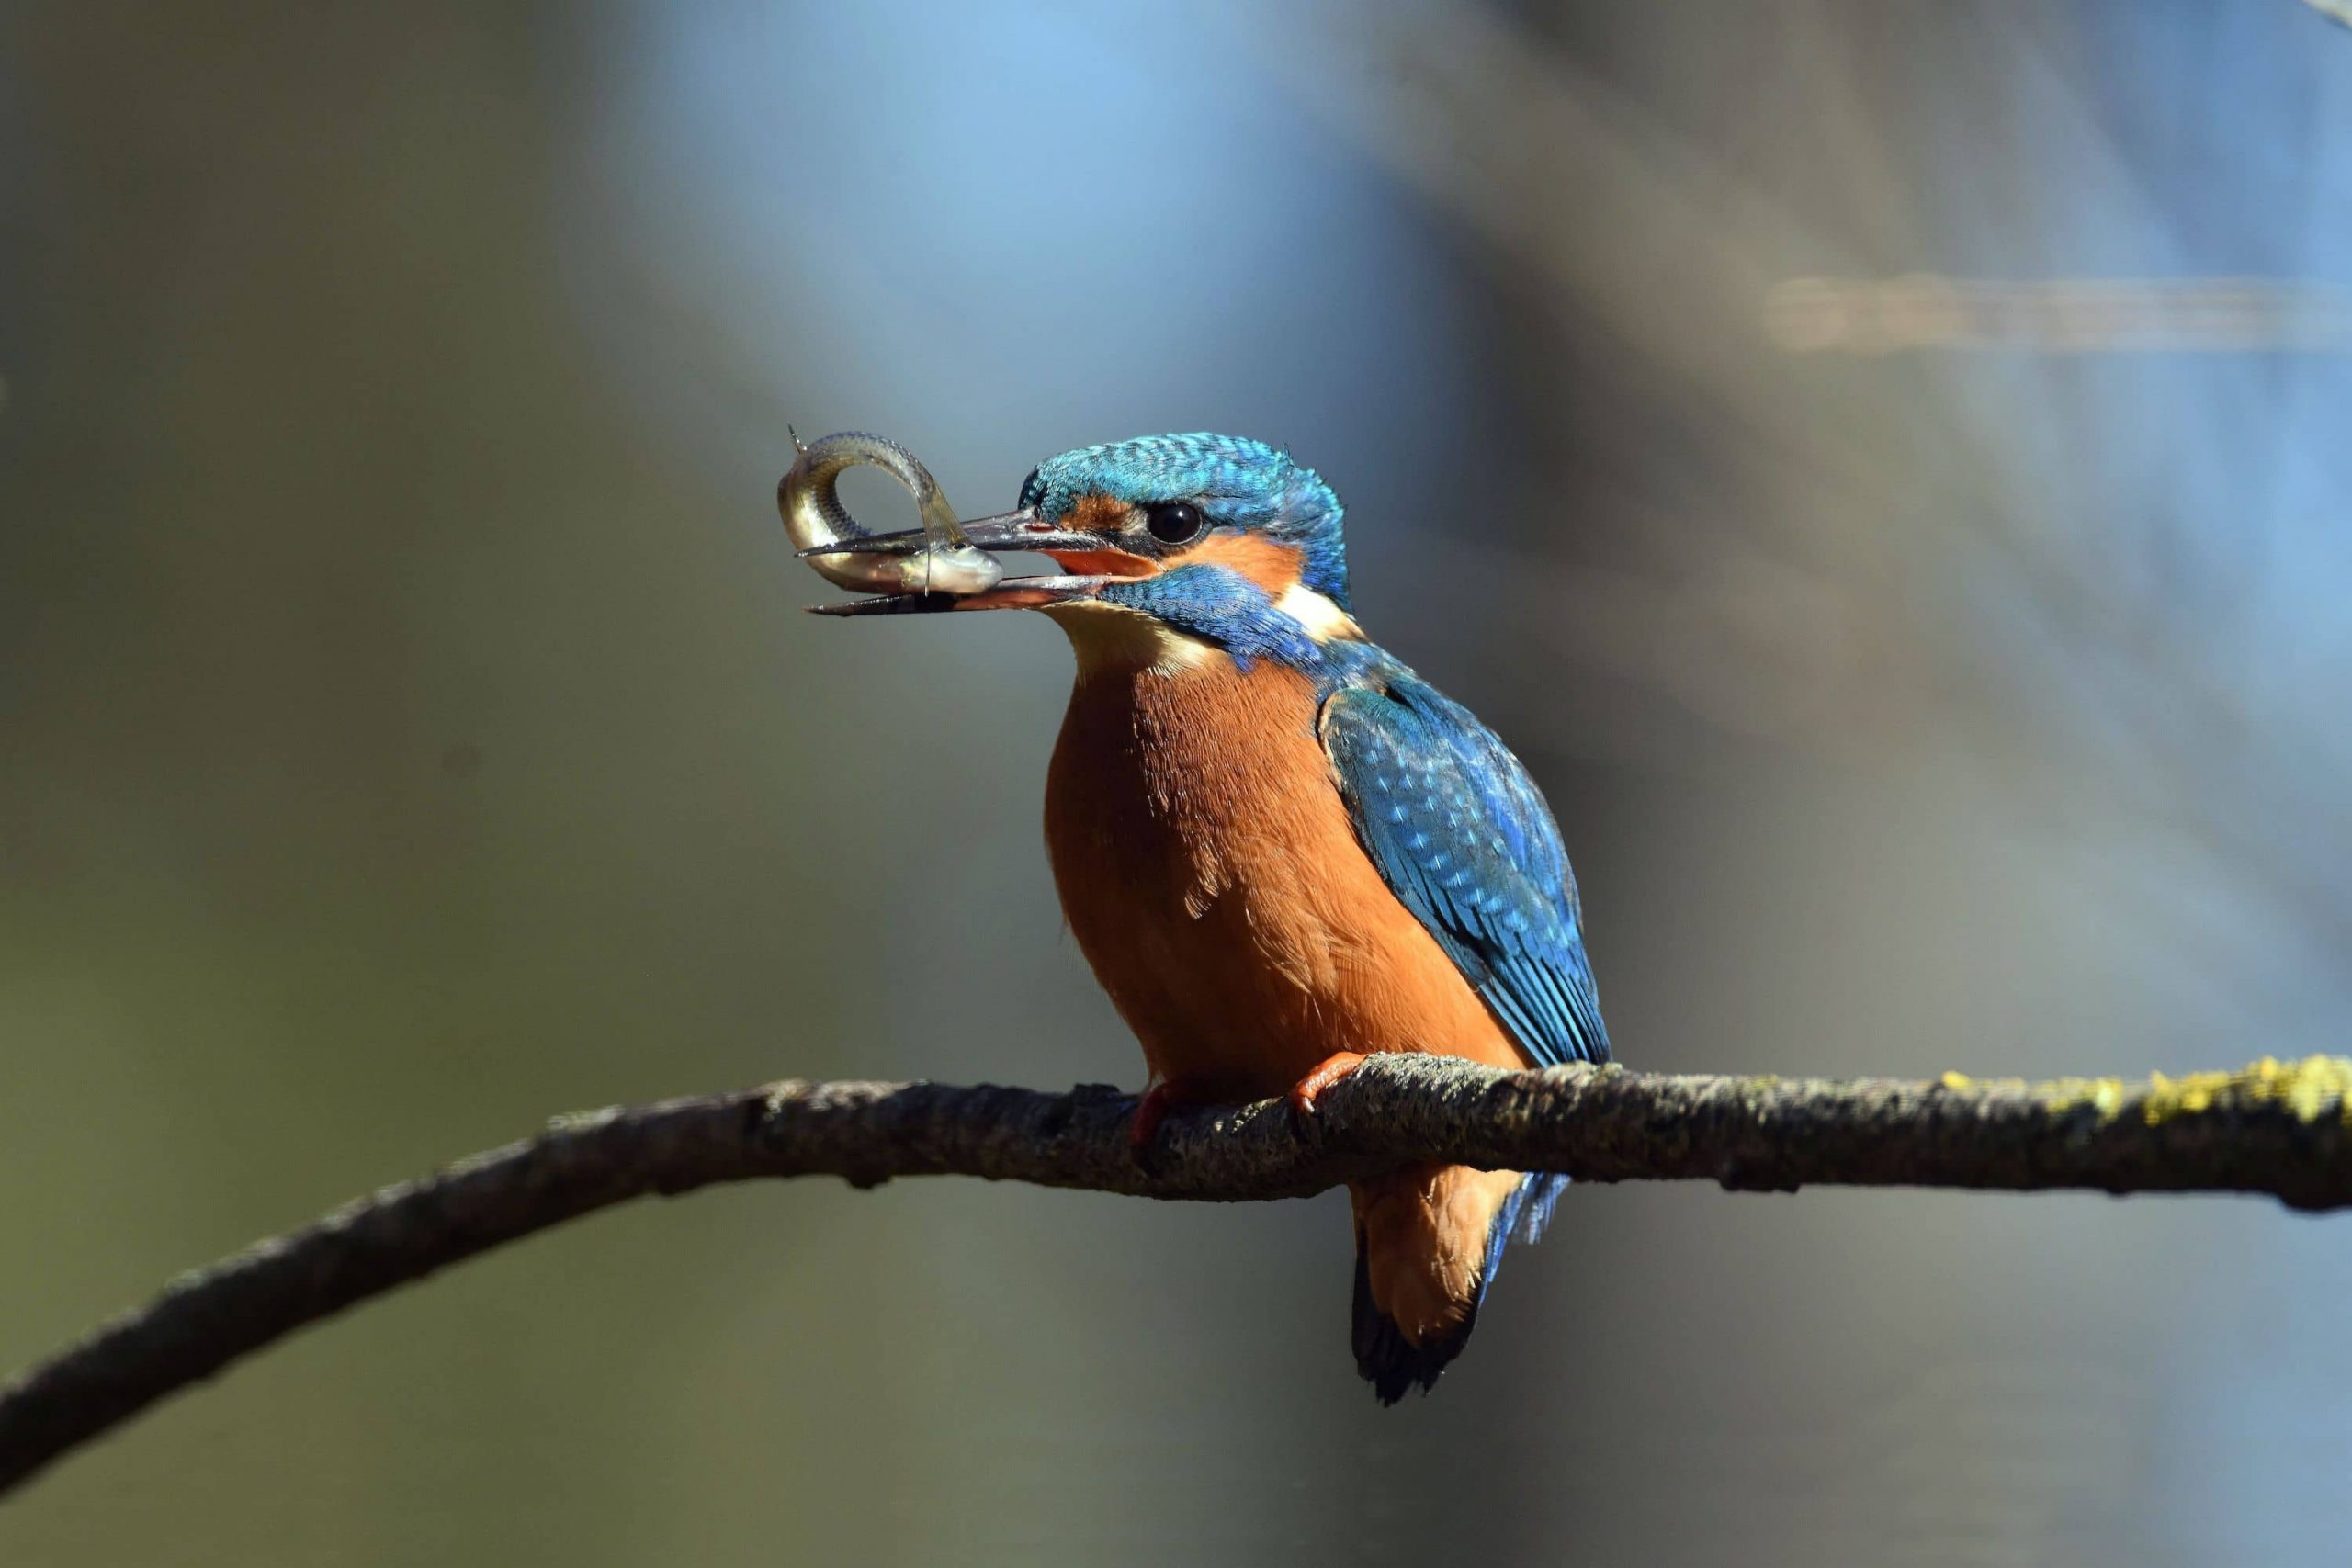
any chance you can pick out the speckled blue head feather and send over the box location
[1020,433,1351,611]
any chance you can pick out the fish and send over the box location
[779,430,1004,598]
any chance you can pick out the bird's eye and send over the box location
[1143,501,1206,546]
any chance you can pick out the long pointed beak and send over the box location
[807,576,1131,616]
[796,506,1098,561]
[799,507,1153,615]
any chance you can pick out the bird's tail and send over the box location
[1349,1165,1569,1404]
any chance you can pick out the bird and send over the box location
[806,433,1609,1402]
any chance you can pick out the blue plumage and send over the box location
[1320,671,1610,1069]
[1096,565,1387,681]
[1320,664,1600,1399]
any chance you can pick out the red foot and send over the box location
[1128,1080,1199,1156]
[1288,1051,1372,1122]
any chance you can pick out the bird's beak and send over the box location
[801,507,1156,616]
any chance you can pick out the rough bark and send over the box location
[5,1052,2349,1498]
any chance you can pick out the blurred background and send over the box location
[4,2,2350,1562]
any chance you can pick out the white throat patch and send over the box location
[1274,581,1363,643]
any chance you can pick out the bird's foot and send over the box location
[1127,1079,1203,1167]
[1287,1051,1371,1128]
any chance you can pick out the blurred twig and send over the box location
[6,1051,2351,1498]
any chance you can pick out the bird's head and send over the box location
[811,434,1363,670]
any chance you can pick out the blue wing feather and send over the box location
[1320,668,1608,1068]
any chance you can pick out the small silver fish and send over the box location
[778,431,1004,598]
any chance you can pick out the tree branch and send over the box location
[6,1052,2350,1498]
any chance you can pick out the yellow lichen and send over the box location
[2137,1055,2352,1127]
[1937,1058,2352,1125]
[2039,1077,2129,1118]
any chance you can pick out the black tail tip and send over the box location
[1351,1248,1476,1405]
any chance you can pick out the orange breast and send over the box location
[1042,630,1529,1099]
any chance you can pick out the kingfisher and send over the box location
[806,434,1609,1402]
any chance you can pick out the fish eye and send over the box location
[1143,501,1206,546]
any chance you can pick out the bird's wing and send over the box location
[1319,671,1608,1067]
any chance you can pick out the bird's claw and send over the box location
[1127,1080,1195,1171]
[1287,1051,1371,1132]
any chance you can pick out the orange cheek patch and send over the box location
[1042,493,1159,580]
[1066,493,1133,533]
[1180,532,1302,597]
